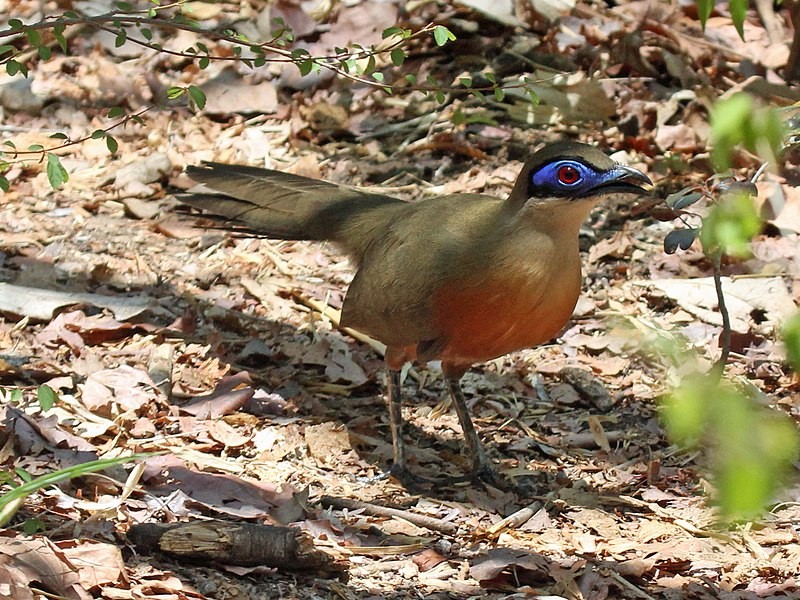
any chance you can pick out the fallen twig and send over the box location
[320,495,459,535]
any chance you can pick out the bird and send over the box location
[178,141,652,490]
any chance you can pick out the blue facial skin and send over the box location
[529,160,631,199]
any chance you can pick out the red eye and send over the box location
[558,165,580,185]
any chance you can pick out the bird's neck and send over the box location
[509,198,600,243]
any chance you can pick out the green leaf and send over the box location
[0,453,154,528]
[363,54,376,76]
[459,76,472,88]
[432,25,456,47]
[199,56,210,69]
[187,85,206,110]
[141,28,153,41]
[382,26,404,39]
[8,19,24,30]
[729,0,747,39]
[435,90,445,104]
[696,0,713,29]
[663,376,711,445]
[664,374,799,519]
[22,518,45,535]
[37,46,51,60]
[782,313,800,372]
[107,106,125,118]
[90,129,105,139]
[665,189,703,209]
[0,45,15,57]
[26,29,41,47]
[106,135,119,153]
[37,385,57,411]
[115,1,135,11]
[390,48,405,67]
[166,86,185,100]
[0,176,9,193]
[713,392,800,518]
[298,59,314,76]
[404,74,417,85]
[46,153,69,189]
[115,30,127,47]
[49,132,69,139]
[663,228,698,254]
[372,71,384,82]
[716,453,770,517]
[27,144,44,152]
[699,190,761,257]
[53,24,68,53]
[494,87,505,102]
[710,93,785,171]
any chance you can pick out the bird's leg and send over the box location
[380,370,519,491]
[386,369,409,478]
[360,369,417,486]
[445,376,511,490]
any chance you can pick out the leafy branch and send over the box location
[656,93,800,519]
[0,5,541,190]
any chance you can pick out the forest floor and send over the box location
[1,0,800,598]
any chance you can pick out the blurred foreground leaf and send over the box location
[665,375,799,519]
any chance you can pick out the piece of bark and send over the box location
[127,521,346,575]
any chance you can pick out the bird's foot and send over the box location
[377,462,535,497]
[355,465,450,487]
[470,464,535,496]
[388,463,467,488]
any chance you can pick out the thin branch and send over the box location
[1,14,539,96]
[711,253,731,380]
[3,105,154,157]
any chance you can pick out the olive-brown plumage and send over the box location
[180,142,651,488]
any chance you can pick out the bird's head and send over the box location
[510,142,652,206]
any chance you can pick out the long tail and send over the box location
[180,162,404,257]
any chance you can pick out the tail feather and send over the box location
[179,162,405,253]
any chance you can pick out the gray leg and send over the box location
[446,377,490,473]
[386,369,408,475]
[446,377,513,490]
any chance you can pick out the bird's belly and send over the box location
[431,270,581,366]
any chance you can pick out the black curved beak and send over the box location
[597,164,653,195]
